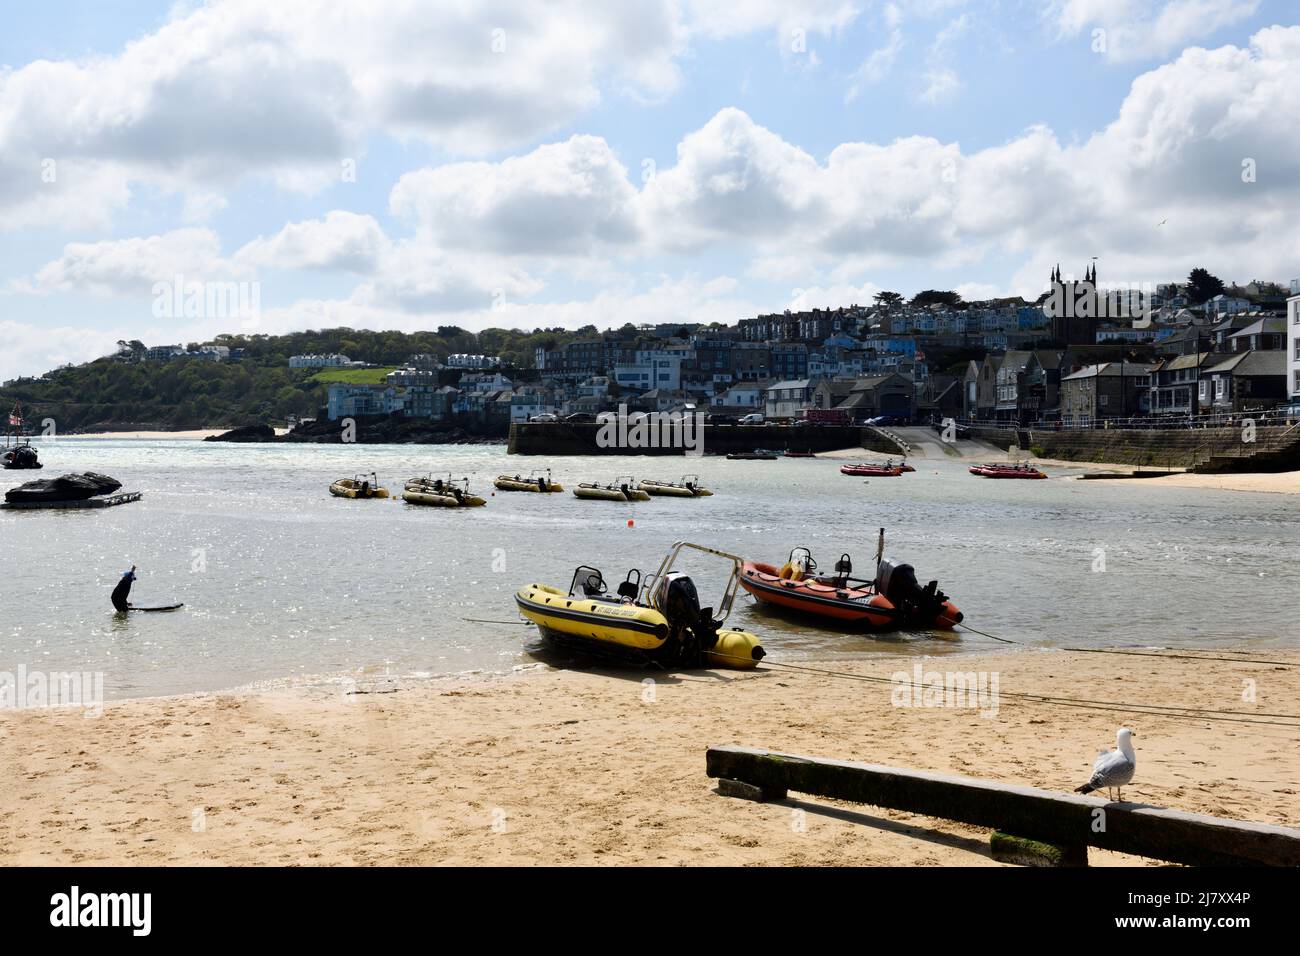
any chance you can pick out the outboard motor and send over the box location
[658,571,720,662]
[876,558,960,628]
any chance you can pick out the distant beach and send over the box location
[61,429,288,440]
[2,648,1294,865]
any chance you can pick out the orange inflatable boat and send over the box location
[740,546,961,631]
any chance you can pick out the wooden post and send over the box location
[707,746,1300,867]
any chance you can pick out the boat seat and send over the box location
[616,580,638,600]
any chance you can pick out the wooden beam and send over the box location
[707,746,1300,867]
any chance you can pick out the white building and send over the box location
[290,354,352,369]
[764,379,813,419]
[612,353,681,392]
[510,389,552,423]
[712,382,765,410]
[1288,281,1300,406]
[1203,294,1252,318]
[445,353,501,369]
[326,384,404,419]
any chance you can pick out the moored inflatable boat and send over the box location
[516,542,765,669]
[740,542,961,632]
[637,475,713,497]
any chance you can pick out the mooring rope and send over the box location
[703,653,1300,729]
[947,617,1294,668]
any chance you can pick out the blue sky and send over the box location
[1,0,1297,379]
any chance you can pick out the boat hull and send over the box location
[402,489,486,507]
[637,480,712,497]
[968,466,1046,479]
[330,481,389,499]
[840,464,903,477]
[494,476,564,492]
[573,485,650,501]
[740,561,897,629]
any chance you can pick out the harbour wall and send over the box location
[970,425,1300,471]
[508,422,901,456]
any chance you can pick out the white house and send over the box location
[612,353,681,392]
[712,382,765,410]
[764,379,813,419]
[290,353,351,369]
[327,384,404,419]
[1203,294,1252,318]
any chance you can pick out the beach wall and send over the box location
[971,424,1300,471]
[508,422,900,456]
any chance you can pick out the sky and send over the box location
[1,0,1297,380]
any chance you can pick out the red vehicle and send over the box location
[969,463,1047,479]
[840,461,904,477]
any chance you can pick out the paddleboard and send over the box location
[131,603,184,612]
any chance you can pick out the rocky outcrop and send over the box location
[204,424,276,442]
[205,417,503,444]
[5,472,122,503]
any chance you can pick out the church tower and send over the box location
[1047,262,1101,347]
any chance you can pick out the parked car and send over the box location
[564,412,596,423]
[866,415,906,427]
[529,413,559,423]
[738,413,764,425]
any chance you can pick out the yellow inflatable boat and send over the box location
[515,541,766,669]
[637,475,713,498]
[403,475,486,507]
[329,473,389,499]
[573,477,651,502]
[495,469,563,493]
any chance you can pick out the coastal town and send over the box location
[92,267,1300,436]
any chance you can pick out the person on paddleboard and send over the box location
[111,565,137,612]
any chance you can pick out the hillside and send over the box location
[0,326,571,431]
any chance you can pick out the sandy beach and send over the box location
[2,647,1295,866]
[61,429,288,440]
[1084,471,1300,496]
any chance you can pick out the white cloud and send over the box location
[16,228,244,297]
[0,0,690,230]
[235,212,388,273]
[638,107,829,250]
[11,24,1300,378]
[845,29,904,101]
[389,136,640,257]
[1049,0,1261,61]
[0,321,124,384]
[917,67,961,104]
[687,1,865,39]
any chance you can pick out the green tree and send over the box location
[1186,268,1226,305]
[910,290,963,308]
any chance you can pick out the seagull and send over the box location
[1075,728,1136,801]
